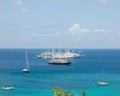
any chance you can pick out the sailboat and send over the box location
[2,86,15,90]
[97,68,108,86]
[22,49,30,73]
[97,81,108,86]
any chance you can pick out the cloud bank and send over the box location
[28,24,109,39]
[65,24,107,35]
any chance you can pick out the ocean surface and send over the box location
[0,49,120,96]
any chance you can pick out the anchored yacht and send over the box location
[48,58,71,65]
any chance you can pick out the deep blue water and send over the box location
[0,49,120,96]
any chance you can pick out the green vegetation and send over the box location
[50,86,86,96]
[82,90,86,96]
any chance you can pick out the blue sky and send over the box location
[0,0,120,49]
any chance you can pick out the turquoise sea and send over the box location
[0,49,120,96]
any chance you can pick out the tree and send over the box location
[51,86,62,96]
[82,90,86,96]
[50,87,77,96]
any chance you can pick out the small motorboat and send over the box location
[2,86,15,90]
[97,81,108,86]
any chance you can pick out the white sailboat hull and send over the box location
[22,68,29,73]
[2,86,15,90]
[97,81,108,86]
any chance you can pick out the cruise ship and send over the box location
[37,50,80,59]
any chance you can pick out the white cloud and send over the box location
[14,0,28,12]
[99,0,110,4]
[15,0,22,6]
[18,7,28,12]
[94,29,106,32]
[65,24,107,35]
[66,24,90,35]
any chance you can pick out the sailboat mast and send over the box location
[52,41,55,60]
[26,49,29,70]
